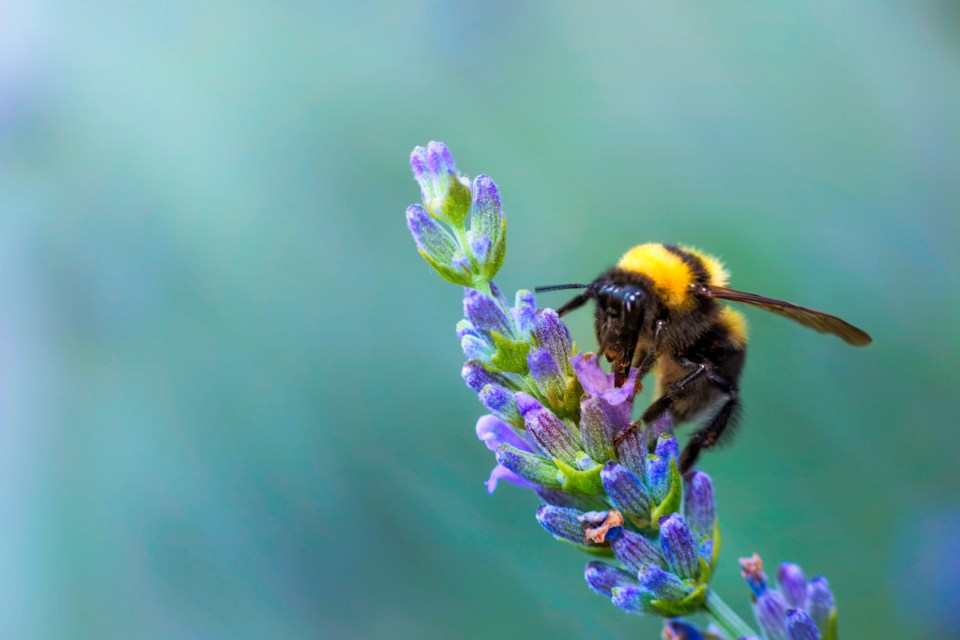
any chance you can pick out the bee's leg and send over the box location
[631,319,667,395]
[678,374,741,474]
[614,362,707,444]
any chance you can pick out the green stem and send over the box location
[704,589,757,639]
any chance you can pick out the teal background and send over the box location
[2,2,958,638]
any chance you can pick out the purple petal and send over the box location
[534,309,572,374]
[485,464,536,493]
[476,415,530,453]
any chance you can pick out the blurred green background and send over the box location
[2,1,958,638]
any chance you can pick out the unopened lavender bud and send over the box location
[753,590,789,640]
[611,528,665,574]
[480,385,522,427]
[461,360,513,393]
[683,471,716,541]
[534,309,573,374]
[662,620,707,640]
[580,396,617,463]
[470,175,506,278]
[464,288,514,341]
[410,141,471,225]
[777,563,808,610]
[614,424,647,480]
[611,585,658,615]
[496,445,562,489]
[585,561,638,596]
[601,461,651,523]
[648,435,681,501]
[787,610,820,640]
[406,204,472,285]
[512,289,536,337]
[806,577,835,636]
[659,514,700,580]
[536,505,589,545]
[516,392,580,465]
[637,565,693,601]
[527,348,566,404]
[460,333,494,362]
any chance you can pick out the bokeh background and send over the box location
[2,2,958,638]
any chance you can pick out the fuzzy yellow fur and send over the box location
[719,306,748,347]
[617,243,695,309]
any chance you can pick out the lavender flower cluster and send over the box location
[405,142,838,640]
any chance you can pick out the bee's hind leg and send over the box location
[678,373,741,474]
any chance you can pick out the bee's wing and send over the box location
[703,286,872,346]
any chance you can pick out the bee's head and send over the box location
[536,276,647,327]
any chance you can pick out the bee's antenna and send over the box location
[534,283,591,293]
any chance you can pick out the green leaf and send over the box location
[825,608,838,640]
[710,518,722,573]
[650,458,683,529]
[489,330,531,374]
[481,218,507,280]
[555,458,605,496]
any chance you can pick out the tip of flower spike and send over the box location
[776,563,809,610]
[740,553,768,596]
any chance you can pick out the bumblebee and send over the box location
[537,243,871,473]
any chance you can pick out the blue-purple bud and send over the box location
[516,392,580,465]
[683,471,716,542]
[496,445,562,489]
[611,529,665,574]
[464,288,515,341]
[611,585,658,615]
[410,141,471,225]
[585,561,639,597]
[753,589,789,640]
[470,175,506,278]
[787,610,820,640]
[662,620,707,640]
[580,396,617,463]
[527,348,566,403]
[777,563,808,610]
[648,435,681,501]
[806,577,835,637]
[536,505,590,545]
[406,204,472,285]
[461,360,513,393]
[614,424,648,480]
[659,514,701,580]
[534,309,573,375]
[480,385,522,427]
[468,233,492,265]
[637,565,693,601]
[512,289,536,337]
[460,332,494,362]
[601,461,651,524]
